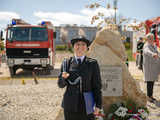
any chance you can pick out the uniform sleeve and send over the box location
[57,63,68,88]
[143,44,156,57]
[92,60,102,109]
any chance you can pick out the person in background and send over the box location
[143,33,160,102]
[125,57,129,67]
[137,37,144,70]
[58,37,102,120]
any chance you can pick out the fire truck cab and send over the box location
[6,19,56,76]
[145,17,160,47]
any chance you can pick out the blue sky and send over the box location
[0,0,159,29]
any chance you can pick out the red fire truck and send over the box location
[6,19,56,76]
[145,17,160,47]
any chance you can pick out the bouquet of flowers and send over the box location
[106,99,149,120]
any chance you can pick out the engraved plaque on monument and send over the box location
[100,65,122,96]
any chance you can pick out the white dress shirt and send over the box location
[75,56,85,64]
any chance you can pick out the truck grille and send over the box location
[6,48,48,58]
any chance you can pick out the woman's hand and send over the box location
[62,72,70,79]
[153,53,158,59]
[94,107,100,115]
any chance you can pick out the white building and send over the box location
[55,25,97,45]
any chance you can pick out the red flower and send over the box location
[128,109,132,113]
[137,112,140,114]
[111,116,114,120]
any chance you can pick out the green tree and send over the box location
[0,30,4,50]
[0,41,4,51]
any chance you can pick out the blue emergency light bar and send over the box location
[12,20,16,25]
[41,21,45,25]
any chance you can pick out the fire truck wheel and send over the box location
[9,67,16,77]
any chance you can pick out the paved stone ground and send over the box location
[1,52,160,119]
[129,62,160,120]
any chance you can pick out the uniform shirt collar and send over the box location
[75,56,85,63]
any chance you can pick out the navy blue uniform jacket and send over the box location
[58,56,102,112]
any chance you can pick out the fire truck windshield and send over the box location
[7,27,48,42]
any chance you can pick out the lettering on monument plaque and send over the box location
[100,65,122,96]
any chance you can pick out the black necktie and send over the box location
[77,58,81,65]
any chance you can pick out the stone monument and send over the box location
[87,27,147,112]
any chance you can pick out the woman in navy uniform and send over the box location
[58,37,102,120]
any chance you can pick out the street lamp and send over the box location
[113,0,118,24]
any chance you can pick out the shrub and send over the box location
[124,42,131,50]
[56,45,67,51]
[126,49,135,61]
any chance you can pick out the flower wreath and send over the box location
[106,99,149,120]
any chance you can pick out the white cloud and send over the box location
[81,7,115,18]
[0,11,20,21]
[0,8,116,28]
[34,7,115,26]
[34,11,90,26]
[80,8,115,26]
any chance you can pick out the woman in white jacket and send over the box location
[143,33,160,102]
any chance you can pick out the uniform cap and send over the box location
[71,37,90,47]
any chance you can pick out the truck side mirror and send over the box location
[53,32,56,39]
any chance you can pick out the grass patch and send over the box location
[126,49,135,61]
[56,45,67,51]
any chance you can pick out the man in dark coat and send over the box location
[58,37,102,120]
[137,37,144,70]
